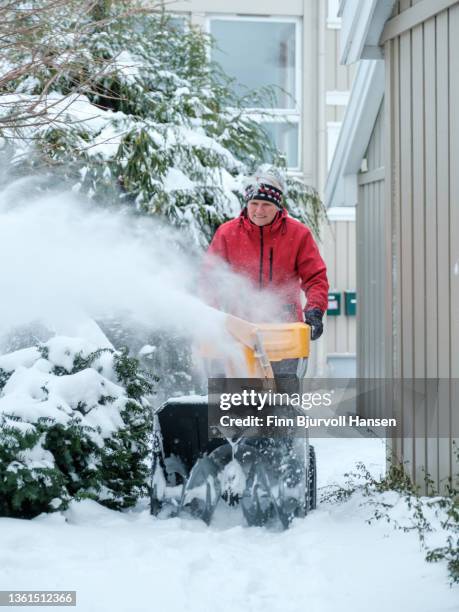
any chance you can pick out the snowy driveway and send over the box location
[0,439,457,612]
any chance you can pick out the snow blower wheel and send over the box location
[307,444,317,511]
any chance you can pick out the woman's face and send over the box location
[247,200,279,226]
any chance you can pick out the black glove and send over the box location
[304,308,324,341]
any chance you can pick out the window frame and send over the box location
[206,14,303,172]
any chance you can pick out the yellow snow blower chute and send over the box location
[210,315,311,378]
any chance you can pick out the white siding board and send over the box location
[448,4,459,482]
[356,100,385,414]
[336,222,348,353]
[325,29,337,92]
[392,36,404,459]
[323,223,337,353]
[436,11,452,485]
[399,30,415,477]
[357,199,364,378]
[348,221,357,352]
[449,5,459,380]
[424,17,440,489]
[412,24,428,488]
[324,217,356,357]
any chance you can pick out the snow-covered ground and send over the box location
[1,438,457,612]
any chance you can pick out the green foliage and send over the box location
[113,347,153,401]
[0,341,154,518]
[4,2,325,245]
[42,419,100,499]
[423,446,459,583]
[50,347,113,376]
[0,418,69,518]
[99,397,152,509]
[320,454,459,584]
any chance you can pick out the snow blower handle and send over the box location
[253,331,273,379]
[224,315,310,378]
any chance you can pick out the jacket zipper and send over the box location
[259,226,264,288]
[269,248,273,283]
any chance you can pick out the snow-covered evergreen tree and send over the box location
[0,337,153,518]
[3,1,325,244]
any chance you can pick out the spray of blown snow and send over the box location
[0,177,285,371]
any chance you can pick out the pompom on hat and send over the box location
[244,166,286,210]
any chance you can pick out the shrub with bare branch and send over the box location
[0,0,159,131]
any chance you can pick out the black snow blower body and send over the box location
[150,314,317,529]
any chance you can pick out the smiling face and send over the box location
[247,200,279,226]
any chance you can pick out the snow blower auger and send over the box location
[150,315,317,529]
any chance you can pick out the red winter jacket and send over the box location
[204,208,329,321]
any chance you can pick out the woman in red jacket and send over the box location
[206,169,329,341]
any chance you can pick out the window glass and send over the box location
[211,20,297,109]
[168,16,187,31]
[261,122,299,169]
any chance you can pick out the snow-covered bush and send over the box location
[0,337,153,519]
[321,460,459,584]
[2,1,325,245]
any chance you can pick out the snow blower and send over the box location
[150,314,316,529]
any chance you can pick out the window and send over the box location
[260,121,299,169]
[209,16,301,171]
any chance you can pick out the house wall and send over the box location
[356,101,385,383]
[381,0,459,491]
[355,101,387,428]
[323,217,356,366]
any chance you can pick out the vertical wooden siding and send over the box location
[356,103,386,419]
[450,3,459,486]
[384,2,459,491]
[323,220,356,354]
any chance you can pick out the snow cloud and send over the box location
[0,177,283,356]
